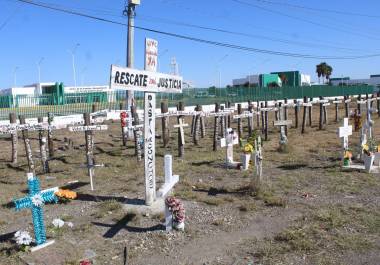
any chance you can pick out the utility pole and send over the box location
[68,43,80,89]
[123,0,140,109]
[37,57,44,84]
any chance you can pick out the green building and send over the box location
[259,74,281,87]
[271,71,301,87]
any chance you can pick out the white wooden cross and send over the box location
[220,128,239,168]
[157,154,179,231]
[273,106,292,146]
[173,119,189,145]
[232,111,257,120]
[338,118,352,162]
[365,100,377,139]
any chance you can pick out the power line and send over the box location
[251,0,380,19]
[231,0,380,41]
[136,15,372,53]
[12,0,380,60]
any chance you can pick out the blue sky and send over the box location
[0,0,379,89]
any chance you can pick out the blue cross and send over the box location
[13,173,58,246]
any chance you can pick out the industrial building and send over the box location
[232,71,311,87]
[330,75,380,88]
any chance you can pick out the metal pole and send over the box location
[37,57,44,84]
[124,1,139,110]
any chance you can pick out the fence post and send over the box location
[284,98,288,135]
[264,101,268,141]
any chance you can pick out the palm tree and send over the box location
[325,65,333,83]
[316,63,323,84]
[316,62,333,84]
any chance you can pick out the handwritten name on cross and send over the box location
[13,173,58,251]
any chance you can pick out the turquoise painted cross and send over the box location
[13,173,58,246]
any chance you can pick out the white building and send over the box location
[330,75,380,88]
[232,75,260,87]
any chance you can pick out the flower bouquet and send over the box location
[343,150,352,166]
[165,196,185,230]
[241,143,253,171]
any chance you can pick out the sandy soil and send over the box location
[0,103,379,265]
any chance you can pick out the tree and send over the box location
[267,82,279,88]
[316,62,333,84]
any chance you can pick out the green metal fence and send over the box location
[0,85,375,120]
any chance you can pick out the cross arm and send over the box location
[157,175,179,198]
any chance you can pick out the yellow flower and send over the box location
[243,143,253,153]
[362,144,369,151]
[55,189,77,200]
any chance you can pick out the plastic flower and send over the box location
[14,230,32,246]
[31,194,44,207]
[52,218,65,228]
[66,222,74,228]
[55,189,77,200]
[344,151,352,159]
[243,143,254,154]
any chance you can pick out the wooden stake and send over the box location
[131,105,142,160]
[357,95,361,114]
[301,96,307,134]
[177,102,185,157]
[213,103,220,151]
[84,113,95,190]
[260,102,264,134]
[284,98,288,135]
[335,97,339,122]
[308,97,313,127]
[199,105,206,138]
[264,101,268,141]
[226,101,231,128]
[193,105,200,145]
[38,117,49,173]
[19,115,35,174]
[9,113,17,164]
[237,104,243,144]
[294,99,299,128]
[248,101,253,136]
[319,96,324,130]
[344,95,349,118]
[47,112,54,158]
[161,102,169,147]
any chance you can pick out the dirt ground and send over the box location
[0,103,379,265]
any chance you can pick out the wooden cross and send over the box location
[338,118,352,163]
[13,173,58,251]
[173,119,188,145]
[68,113,108,191]
[157,155,180,231]
[220,128,239,168]
[254,136,263,183]
[365,100,377,139]
[273,105,292,146]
